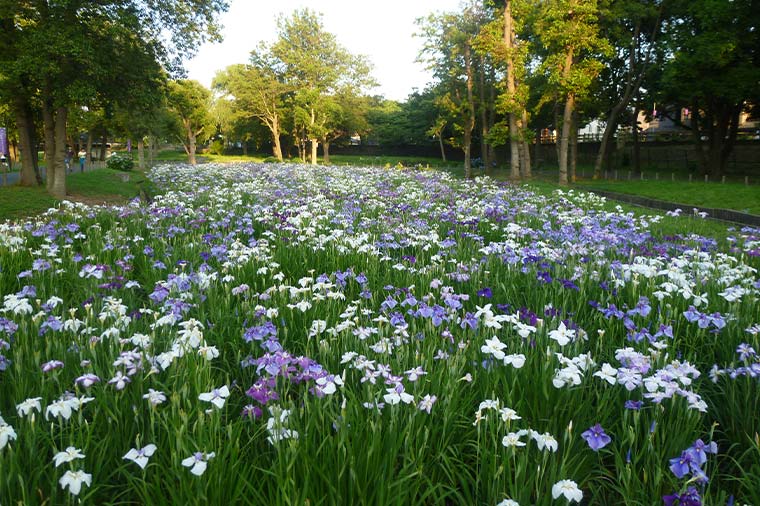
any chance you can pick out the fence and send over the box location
[532,139,760,181]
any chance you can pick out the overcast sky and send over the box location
[184,0,464,101]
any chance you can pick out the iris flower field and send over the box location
[1,163,759,505]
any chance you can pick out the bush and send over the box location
[209,139,225,156]
[262,156,280,163]
[106,153,134,172]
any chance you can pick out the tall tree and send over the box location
[592,0,664,179]
[658,0,760,178]
[213,57,289,161]
[270,9,374,165]
[167,80,213,165]
[418,3,488,178]
[536,0,609,185]
[0,0,227,197]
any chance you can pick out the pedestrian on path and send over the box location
[78,149,87,172]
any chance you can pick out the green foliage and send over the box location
[208,139,225,156]
[106,153,135,172]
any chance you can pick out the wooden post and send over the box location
[689,174,692,183]
[614,170,618,180]
[704,174,708,183]
[656,172,659,180]
[745,176,749,186]
[721,175,725,184]
[671,172,674,182]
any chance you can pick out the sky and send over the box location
[184,0,464,101]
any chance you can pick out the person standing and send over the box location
[78,148,87,172]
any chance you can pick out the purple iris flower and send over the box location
[42,360,65,372]
[477,287,493,298]
[663,486,702,506]
[581,423,612,451]
[460,312,478,330]
[737,343,756,361]
[683,306,701,323]
[669,451,697,479]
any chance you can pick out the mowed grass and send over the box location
[0,169,147,220]
[67,168,146,199]
[0,186,58,219]
[575,179,760,215]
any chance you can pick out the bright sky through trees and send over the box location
[185,0,463,101]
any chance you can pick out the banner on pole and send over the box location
[0,127,8,156]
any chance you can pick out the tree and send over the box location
[214,51,291,161]
[418,4,488,178]
[658,0,760,178]
[475,0,535,179]
[0,0,228,197]
[270,9,374,165]
[592,0,664,178]
[167,80,213,165]
[535,0,610,185]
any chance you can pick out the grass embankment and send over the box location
[574,179,760,215]
[0,169,147,220]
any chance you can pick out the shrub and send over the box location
[209,139,225,156]
[106,153,134,171]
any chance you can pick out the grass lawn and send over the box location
[152,150,267,164]
[574,179,760,215]
[0,186,58,219]
[0,168,147,221]
[152,149,460,169]
[326,154,461,169]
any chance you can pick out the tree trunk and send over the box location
[486,74,496,176]
[323,139,331,165]
[478,60,490,171]
[272,126,283,162]
[13,95,40,186]
[137,138,145,170]
[570,111,578,183]
[558,48,574,186]
[310,138,318,165]
[505,0,520,181]
[438,135,447,162]
[464,44,475,179]
[558,94,574,186]
[42,101,68,198]
[51,107,68,198]
[631,102,641,174]
[86,131,93,170]
[520,108,532,178]
[99,130,107,161]
[42,102,56,193]
[698,101,741,179]
[554,102,561,166]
